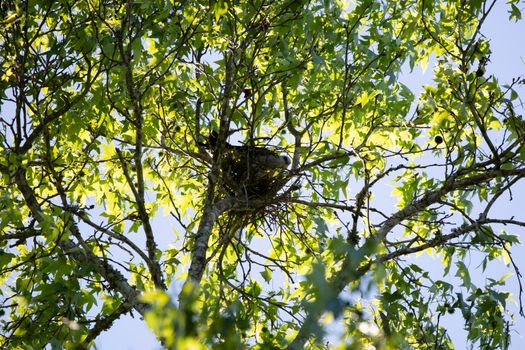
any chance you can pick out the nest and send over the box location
[200,130,293,224]
[218,144,291,200]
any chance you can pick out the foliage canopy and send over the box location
[1,0,524,349]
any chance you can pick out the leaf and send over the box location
[510,4,522,20]
[420,54,430,73]
[260,267,273,283]
[213,1,228,22]
[455,261,472,290]
[0,252,15,268]
[499,233,520,244]
[141,290,170,307]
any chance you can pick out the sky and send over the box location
[89,2,525,349]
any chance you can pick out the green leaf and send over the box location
[455,261,472,290]
[260,267,273,283]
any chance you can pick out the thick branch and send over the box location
[183,50,238,289]
[185,196,237,285]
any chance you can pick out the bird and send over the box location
[200,130,290,197]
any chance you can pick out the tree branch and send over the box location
[185,196,237,285]
[13,167,149,316]
[287,166,525,349]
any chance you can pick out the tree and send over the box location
[1,0,524,348]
